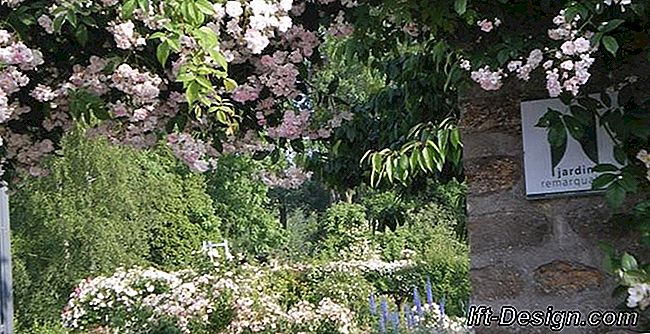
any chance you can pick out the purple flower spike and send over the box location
[369,294,377,315]
[426,277,434,305]
[390,311,400,330]
[404,304,414,329]
[380,298,389,333]
[413,287,423,316]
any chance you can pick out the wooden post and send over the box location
[0,187,13,334]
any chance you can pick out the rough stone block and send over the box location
[472,264,524,301]
[533,261,605,295]
[465,156,520,196]
[459,95,522,135]
[462,132,522,160]
[468,211,550,254]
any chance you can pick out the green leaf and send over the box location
[399,154,410,171]
[137,0,148,11]
[454,0,467,15]
[613,146,627,165]
[548,122,567,169]
[409,149,419,170]
[592,164,619,173]
[563,115,584,140]
[600,19,625,33]
[592,173,616,189]
[122,0,137,19]
[52,14,66,33]
[621,253,638,271]
[186,81,200,106]
[450,128,462,148]
[196,26,219,48]
[386,157,394,183]
[195,0,215,15]
[422,146,435,172]
[570,105,592,125]
[605,182,626,208]
[156,41,171,67]
[66,11,78,28]
[175,72,196,83]
[149,32,167,40]
[210,50,228,70]
[224,78,237,91]
[195,75,213,90]
[371,154,382,174]
[167,37,181,51]
[602,36,619,55]
[74,24,88,46]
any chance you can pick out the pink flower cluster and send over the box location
[465,9,597,98]
[259,165,312,189]
[167,133,218,172]
[107,20,147,50]
[477,18,501,33]
[542,11,596,97]
[469,66,504,91]
[111,64,163,104]
[0,29,45,177]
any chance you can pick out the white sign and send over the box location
[521,96,619,198]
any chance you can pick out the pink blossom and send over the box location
[477,19,494,32]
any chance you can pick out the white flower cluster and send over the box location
[626,283,650,310]
[604,0,632,11]
[107,20,147,50]
[111,64,162,104]
[637,149,650,182]
[215,0,294,55]
[412,302,474,334]
[469,66,504,91]
[63,264,361,334]
[62,267,186,331]
[324,258,415,274]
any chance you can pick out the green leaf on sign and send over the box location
[548,122,567,170]
[592,164,619,173]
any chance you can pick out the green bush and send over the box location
[11,131,221,326]
[371,201,470,316]
[317,202,375,260]
[205,155,285,257]
[17,322,72,334]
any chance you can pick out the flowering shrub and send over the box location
[0,0,359,184]
[63,265,361,334]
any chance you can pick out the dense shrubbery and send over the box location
[10,132,470,333]
[205,155,285,256]
[11,131,222,327]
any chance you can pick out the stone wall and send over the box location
[460,80,648,333]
